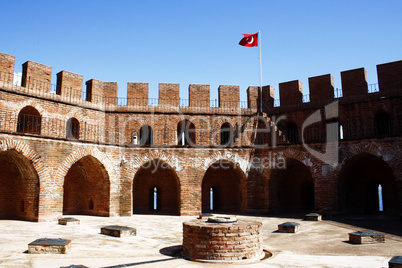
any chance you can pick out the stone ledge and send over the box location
[58,217,80,225]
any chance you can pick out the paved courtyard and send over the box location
[0,214,401,268]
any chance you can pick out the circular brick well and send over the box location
[182,217,265,263]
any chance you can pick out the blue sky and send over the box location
[1,0,401,102]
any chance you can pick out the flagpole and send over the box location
[259,30,263,113]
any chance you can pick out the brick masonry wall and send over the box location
[182,219,264,261]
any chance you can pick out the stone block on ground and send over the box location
[101,225,136,237]
[28,238,71,254]
[58,217,80,225]
[389,256,402,268]
[278,222,300,233]
[304,213,322,221]
[349,230,385,244]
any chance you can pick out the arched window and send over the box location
[66,118,80,139]
[17,106,42,135]
[285,121,299,144]
[140,125,153,145]
[375,111,391,136]
[220,122,233,146]
[339,124,344,140]
[177,120,196,146]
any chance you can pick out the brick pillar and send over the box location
[85,79,103,103]
[56,71,83,100]
[159,83,179,107]
[22,61,52,92]
[247,86,259,110]
[189,84,210,107]
[0,52,15,84]
[262,85,274,112]
[127,82,148,106]
[218,85,240,108]
[341,68,368,99]
[309,74,334,106]
[279,80,303,108]
[377,60,402,97]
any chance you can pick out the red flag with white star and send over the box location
[239,32,258,47]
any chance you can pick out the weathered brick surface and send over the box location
[183,219,264,261]
[0,52,401,222]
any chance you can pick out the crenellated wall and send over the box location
[0,51,401,222]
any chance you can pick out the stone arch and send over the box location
[0,139,49,221]
[63,153,111,216]
[205,151,250,174]
[13,100,46,116]
[201,159,247,214]
[56,147,116,183]
[339,152,398,215]
[17,106,42,135]
[132,158,180,215]
[268,156,315,214]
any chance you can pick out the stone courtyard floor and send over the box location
[0,214,401,268]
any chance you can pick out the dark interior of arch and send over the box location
[63,156,110,216]
[0,150,40,221]
[269,158,315,214]
[202,160,245,214]
[339,153,398,215]
[17,106,42,135]
[132,160,180,215]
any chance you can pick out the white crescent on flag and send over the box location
[247,36,254,44]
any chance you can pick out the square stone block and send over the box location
[349,230,385,244]
[304,213,322,221]
[389,256,402,268]
[28,238,71,254]
[278,222,300,233]
[58,217,80,225]
[101,225,136,237]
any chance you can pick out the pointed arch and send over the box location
[132,159,180,215]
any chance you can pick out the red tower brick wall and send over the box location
[340,67,368,100]
[0,52,15,83]
[189,84,210,107]
[377,60,402,97]
[218,85,240,108]
[56,70,83,100]
[309,74,334,106]
[127,82,148,106]
[279,80,303,108]
[159,83,180,106]
[22,61,52,92]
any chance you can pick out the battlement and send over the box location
[0,52,401,113]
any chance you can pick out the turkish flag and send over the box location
[239,32,258,47]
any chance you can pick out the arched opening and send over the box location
[220,122,233,146]
[254,118,270,146]
[339,124,344,140]
[0,150,40,221]
[284,121,299,144]
[269,158,315,214]
[177,120,196,146]
[66,117,80,139]
[202,160,246,214]
[140,125,153,146]
[133,160,180,215]
[374,111,391,137]
[339,153,398,215]
[63,156,110,216]
[17,106,42,135]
